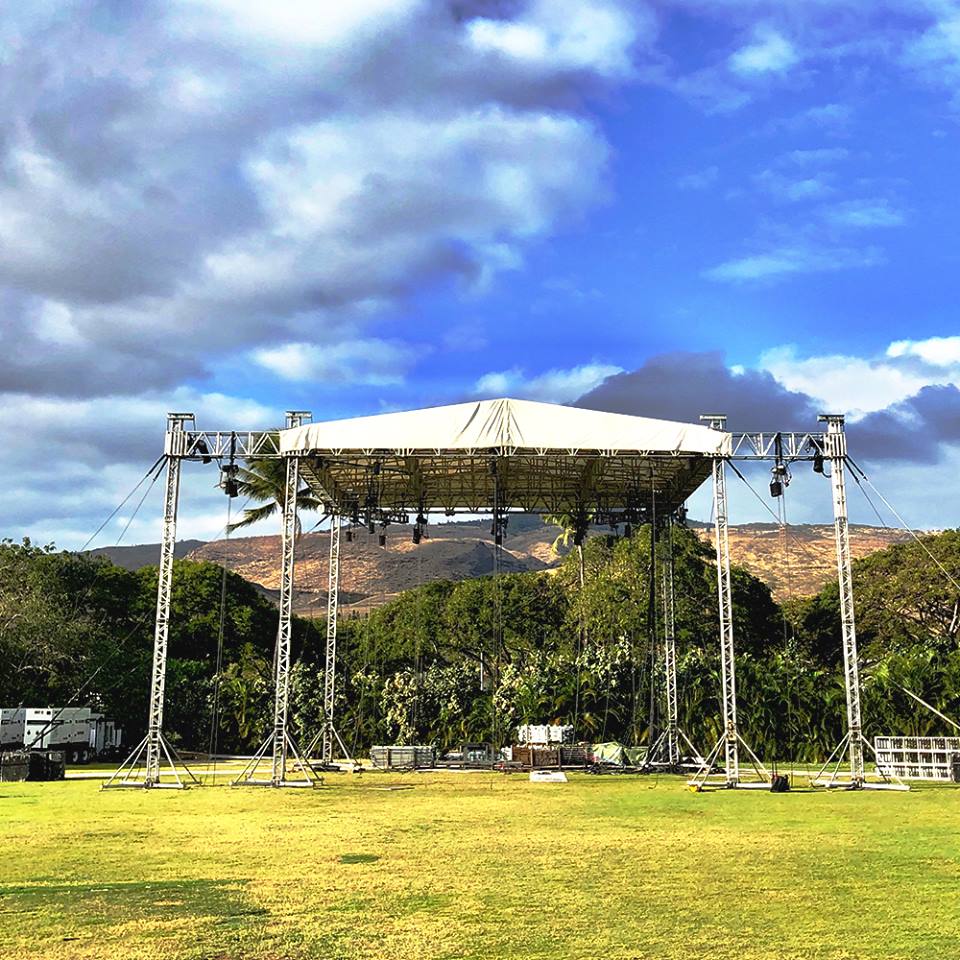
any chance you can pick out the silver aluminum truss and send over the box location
[303,511,357,768]
[234,412,320,788]
[104,414,199,790]
[812,416,907,791]
[644,514,705,770]
[689,416,769,791]
[661,518,679,766]
[322,511,341,764]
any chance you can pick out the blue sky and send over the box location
[2,1,960,546]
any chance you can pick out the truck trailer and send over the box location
[0,707,123,764]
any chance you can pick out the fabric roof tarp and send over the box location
[281,397,729,457]
[279,398,729,515]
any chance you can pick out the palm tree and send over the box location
[545,511,588,588]
[227,457,325,536]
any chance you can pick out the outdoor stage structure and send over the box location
[103,397,897,791]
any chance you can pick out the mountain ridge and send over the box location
[88,519,911,610]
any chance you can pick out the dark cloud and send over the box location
[577,352,960,466]
[576,351,818,431]
[853,385,960,464]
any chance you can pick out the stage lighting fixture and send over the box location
[221,463,239,498]
[770,461,790,498]
[813,451,825,474]
[197,439,212,464]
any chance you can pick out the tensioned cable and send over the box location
[24,487,253,754]
[113,461,166,547]
[62,459,167,630]
[846,456,960,596]
[845,464,890,530]
[79,456,165,553]
[22,461,166,752]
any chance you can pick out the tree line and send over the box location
[2,526,959,761]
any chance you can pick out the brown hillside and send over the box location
[695,524,911,599]
[189,519,561,615]
[185,518,912,613]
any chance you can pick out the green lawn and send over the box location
[1,772,958,960]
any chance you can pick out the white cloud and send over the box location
[888,336,960,367]
[705,245,882,282]
[729,27,799,76]
[0,0,649,543]
[0,2,638,402]
[905,13,960,84]
[781,148,850,165]
[825,199,905,228]
[0,387,278,548]
[756,169,833,202]
[474,363,623,403]
[772,102,853,134]
[173,0,425,47]
[252,339,418,385]
[466,0,643,79]
[760,339,960,417]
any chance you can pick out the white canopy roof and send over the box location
[281,398,729,457]
[280,398,729,515]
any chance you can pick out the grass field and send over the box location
[2,771,959,960]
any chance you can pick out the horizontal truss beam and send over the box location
[166,430,830,461]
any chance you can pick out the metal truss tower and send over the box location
[302,511,357,768]
[104,414,199,789]
[322,511,341,764]
[688,416,769,790]
[644,513,706,772]
[661,517,680,767]
[826,416,863,784]
[712,437,739,784]
[813,416,907,790]
[235,411,320,788]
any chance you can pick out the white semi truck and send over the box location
[0,707,123,764]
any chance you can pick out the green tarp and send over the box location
[591,742,647,766]
[591,742,626,765]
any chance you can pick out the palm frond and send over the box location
[228,501,278,532]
